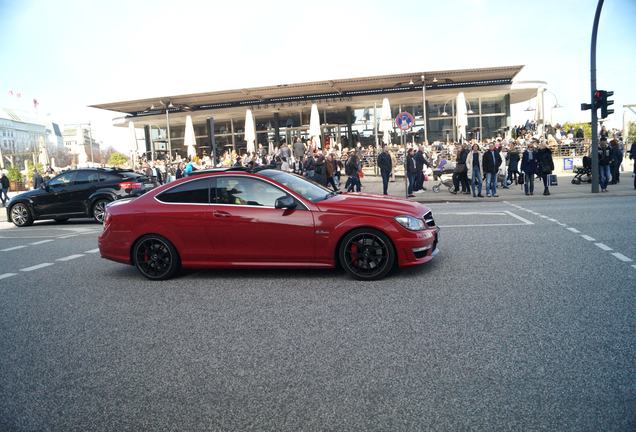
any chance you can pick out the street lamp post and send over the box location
[421,74,428,144]
[87,122,94,164]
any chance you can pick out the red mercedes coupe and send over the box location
[98,168,439,280]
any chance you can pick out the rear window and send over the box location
[156,179,210,204]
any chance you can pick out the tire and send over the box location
[54,217,70,223]
[10,203,33,227]
[338,228,395,281]
[132,234,180,280]
[92,199,110,223]
[432,185,440,193]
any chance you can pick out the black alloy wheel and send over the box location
[92,199,110,223]
[10,203,33,227]
[132,235,180,280]
[339,228,395,281]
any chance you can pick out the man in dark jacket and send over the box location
[32,170,44,190]
[377,145,392,195]
[598,138,612,192]
[521,142,538,195]
[0,171,10,206]
[630,140,636,189]
[536,142,554,195]
[406,148,417,197]
[482,143,502,197]
[506,142,521,185]
[413,145,430,193]
[609,139,623,184]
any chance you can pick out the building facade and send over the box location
[93,65,543,160]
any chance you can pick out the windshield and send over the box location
[258,170,334,202]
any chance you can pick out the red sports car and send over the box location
[98,168,439,280]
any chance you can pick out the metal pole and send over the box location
[374,102,378,176]
[165,109,172,162]
[88,122,94,164]
[421,74,428,144]
[589,0,604,193]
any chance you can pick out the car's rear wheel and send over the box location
[339,228,395,281]
[132,235,180,280]
[92,199,110,223]
[10,203,33,227]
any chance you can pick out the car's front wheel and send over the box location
[339,228,395,281]
[10,203,34,227]
[132,234,180,280]
[92,199,110,223]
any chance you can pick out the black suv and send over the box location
[7,168,154,227]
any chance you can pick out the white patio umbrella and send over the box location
[184,115,197,159]
[309,103,321,149]
[244,109,256,154]
[379,97,393,145]
[455,92,468,143]
[128,121,138,165]
[37,136,49,166]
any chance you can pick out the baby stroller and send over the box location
[571,156,592,184]
[431,159,455,193]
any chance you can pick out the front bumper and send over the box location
[395,226,440,267]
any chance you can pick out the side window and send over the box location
[214,177,285,207]
[48,171,75,187]
[99,173,122,183]
[75,171,100,185]
[156,179,210,204]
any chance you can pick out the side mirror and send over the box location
[275,195,297,210]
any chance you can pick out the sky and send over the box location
[1,0,635,151]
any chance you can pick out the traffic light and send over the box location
[600,90,614,118]
[593,90,603,110]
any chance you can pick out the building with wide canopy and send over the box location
[91,65,545,161]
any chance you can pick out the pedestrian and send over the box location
[506,141,521,185]
[314,151,327,186]
[303,151,316,179]
[629,139,636,189]
[466,143,484,198]
[0,171,9,206]
[345,152,361,192]
[482,143,502,197]
[325,153,338,191]
[175,162,185,179]
[609,139,623,184]
[598,138,612,192]
[520,141,538,196]
[414,145,430,193]
[406,148,417,197]
[32,169,44,189]
[292,137,305,163]
[536,141,555,195]
[377,144,392,195]
[451,143,470,194]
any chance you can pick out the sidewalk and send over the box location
[356,173,636,203]
[1,174,634,225]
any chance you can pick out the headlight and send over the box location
[395,215,425,231]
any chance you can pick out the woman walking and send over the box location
[536,141,555,195]
[466,143,484,198]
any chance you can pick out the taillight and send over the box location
[118,182,142,190]
[104,210,111,227]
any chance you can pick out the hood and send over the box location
[9,188,46,202]
[316,193,430,218]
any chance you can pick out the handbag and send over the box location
[517,173,524,185]
[358,170,364,178]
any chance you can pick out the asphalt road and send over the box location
[0,196,634,431]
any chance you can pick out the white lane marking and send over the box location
[20,263,54,272]
[56,254,84,262]
[611,253,633,263]
[595,243,613,251]
[1,245,27,252]
[504,211,534,225]
[580,235,596,242]
[539,215,549,219]
[58,235,78,239]
[567,227,581,234]
[30,239,54,245]
[84,248,99,254]
[632,265,636,270]
[557,222,567,227]
[434,212,507,215]
[0,273,17,280]
[439,223,531,228]
[547,218,558,222]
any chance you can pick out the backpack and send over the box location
[345,157,356,176]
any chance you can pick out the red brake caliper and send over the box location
[350,242,358,266]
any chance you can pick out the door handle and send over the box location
[214,210,231,218]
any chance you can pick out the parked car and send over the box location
[99,168,440,281]
[7,168,154,227]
